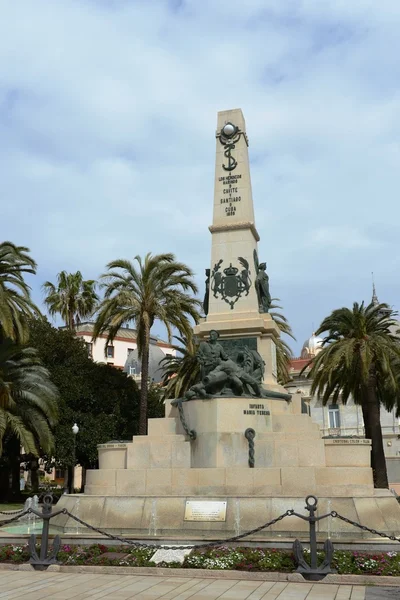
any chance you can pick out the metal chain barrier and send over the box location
[0,501,292,552]
[331,511,400,542]
[175,399,197,441]
[244,428,255,468]
[0,510,31,526]
[4,495,400,579]
[0,508,26,516]
[64,508,293,550]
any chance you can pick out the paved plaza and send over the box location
[0,570,374,599]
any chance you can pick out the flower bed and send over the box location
[0,544,399,576]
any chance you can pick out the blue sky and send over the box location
[1,0,400,354]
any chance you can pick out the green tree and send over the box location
[0,241,39,343]
[270,299,295,385]
[0,332,58,500]
[42,271,99,330]
[304,301,400,488]
[0,334,58,457]
[27,318,141,489]
[161,335,200,399]
[94,253,201,434]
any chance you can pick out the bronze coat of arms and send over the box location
[211,257,251,309]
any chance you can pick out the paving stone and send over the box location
[365,588,400,600]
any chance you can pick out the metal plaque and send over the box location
[184,501,227,522]
[219,336,257,358]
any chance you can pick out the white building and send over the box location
[74,322,176,382]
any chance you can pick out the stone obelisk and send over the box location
[195,109,281,388]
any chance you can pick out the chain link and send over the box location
[0,509,31,526]
[0,508,25,516]
[63,509,293,551]
[331,511,400,543]
[244,428,255,468]
[175,399,197,441]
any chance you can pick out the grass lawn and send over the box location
[0,504,24,511]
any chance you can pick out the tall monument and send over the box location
[54,109,400,541]
[195,109,279,388]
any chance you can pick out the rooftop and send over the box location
[73,322,173,347]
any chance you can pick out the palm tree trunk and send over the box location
[361,401,375,475]
[361,401,372,439]
[30,458,40,492]
[0,466,10,502]
[138,325,150,435]
[366,366,389,489]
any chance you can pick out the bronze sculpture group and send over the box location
[179,330,290,402]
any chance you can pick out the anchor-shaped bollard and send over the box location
[292,495,336,581]
[28,493,67,570]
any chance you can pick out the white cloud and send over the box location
[1,0,400,352]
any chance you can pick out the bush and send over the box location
[0,543,398,575]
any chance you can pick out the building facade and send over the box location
[74,322,176,380]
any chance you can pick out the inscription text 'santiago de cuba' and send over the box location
[219,174,242,217]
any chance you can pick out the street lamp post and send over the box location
[70,423,79,494]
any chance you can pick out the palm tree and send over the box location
[43,271,99,330]
[304,301,400,488]
[0,241,39,343]
[270,299,295,384]
[0,335,59,457]
[161,335,200,399]
[94,253,202,434]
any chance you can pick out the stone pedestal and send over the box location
[54,396,400,539]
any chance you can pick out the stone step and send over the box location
[272,414,319,433]
[147,417,184,437]
[131,434,187,443]
[56,491,400,538]
[85,465,375,498]
[127,437,191,469]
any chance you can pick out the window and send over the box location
[129,366,136,376]
[106,345,114,358]
[328,404,341,428]
[127,348,134,357]
[86,342,93,358]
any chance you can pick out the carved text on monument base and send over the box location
[184,501,227,522]
[326,439,371,445]
[243,403,270,416]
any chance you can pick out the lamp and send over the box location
[70,423,79,494]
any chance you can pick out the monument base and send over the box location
[53,396,400,540]
[54,491,398,540]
